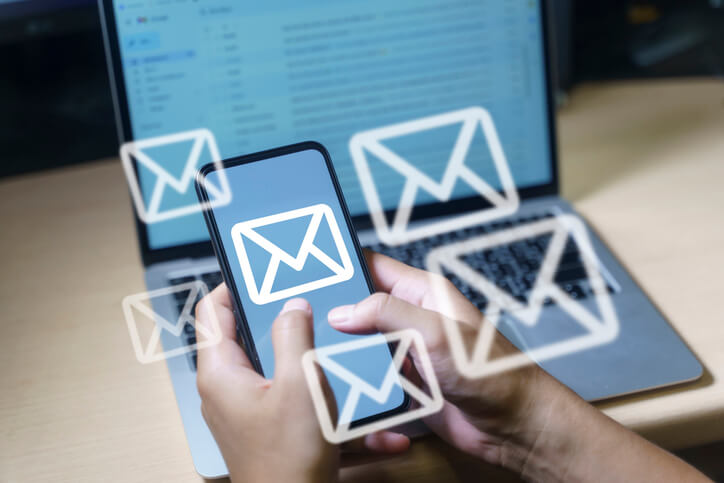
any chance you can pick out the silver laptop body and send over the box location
[100,0,702,478]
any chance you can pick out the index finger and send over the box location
[364,250,423,294]
[195,282,255,374]
[364,250,480,322]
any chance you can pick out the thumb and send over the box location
[271,298,314,383]
[328,292,449,351]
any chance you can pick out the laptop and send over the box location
[99,0,703,478]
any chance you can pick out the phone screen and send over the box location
[201,145,406,423]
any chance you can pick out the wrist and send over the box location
[498,367,583,482]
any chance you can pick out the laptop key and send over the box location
[169,275,196,286]
[554,266,588,284]
[371,211,616,308]
[201,271,223,288]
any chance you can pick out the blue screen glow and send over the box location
[112,0,552,249]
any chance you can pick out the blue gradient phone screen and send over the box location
[205,148,405,422]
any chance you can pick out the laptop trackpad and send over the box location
[495,303,595,358]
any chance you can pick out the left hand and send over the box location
[194,285,410,483]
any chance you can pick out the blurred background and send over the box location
[1,2,723,481]
[1,0,723,178]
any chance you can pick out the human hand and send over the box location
[327,251,547,469]
[328,251,711,482]
[194,286,409,483]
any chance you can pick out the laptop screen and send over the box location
[110,0,553,250]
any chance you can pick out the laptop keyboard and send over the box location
[367,212,617,311]
[168,211,616,371]
[167,272,224,370]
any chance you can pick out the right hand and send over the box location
[328,252,711,482]
[327,251,558,470]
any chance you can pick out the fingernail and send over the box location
[281,298,311,314]
[328,304,354,325]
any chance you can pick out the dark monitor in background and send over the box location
[0,0,93,19]
[0,0,116,178]
[1,1,720,179]
[574,1,724,80]
[0,0,98,46]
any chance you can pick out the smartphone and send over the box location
[196,141,407,426]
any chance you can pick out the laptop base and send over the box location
[146,195,702,478]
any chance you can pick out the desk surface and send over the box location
[1,79,723,482]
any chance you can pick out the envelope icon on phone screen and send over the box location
[302,329,444,444]
[120,128,231,224]
[425,214,620,378]
[231,204,355,305]
[349,107,519,246]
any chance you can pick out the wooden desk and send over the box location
[1,80,723,482]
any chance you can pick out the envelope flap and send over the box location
[354,107,501,201]
[125,281,203,336]
[128,129,215,194]
[135,138,196,182]
[430,215,616,331]
[249,214,314,260]
[376,122,465,184]
[429,218,567,322]
[127,301,180,342]
[237,205,327,270]
[316,333,412,404]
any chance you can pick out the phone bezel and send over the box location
[196,140,410,427]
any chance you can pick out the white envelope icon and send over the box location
[349,107,519,246]
[425,214,620,378]
[231,204,354,305]
[302,329,444,444]
[122,281,222,364]
[120,128,231,224]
